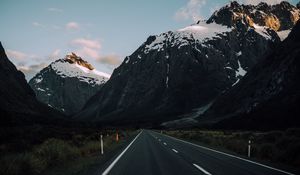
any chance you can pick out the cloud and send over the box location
[69,38,121,66]
[6,49,38,61]
[70,38,101,58]
[70,38,101,49]
[96,55,122,66]
[49,49,61,59]
[66,22,80,31]
[77,47,100,58]
[238,0,290,5]
[32,22,45,27]
[48,7,63,13]
[6,50,27,60]
[18,63,48,80]
[174,0,206,22]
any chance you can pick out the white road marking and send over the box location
[158,139,161,142]
[161,132,295,175]
[163,142,167,145]
[193,163,212,175]
[172,149,178,153]
[102,130,143,175]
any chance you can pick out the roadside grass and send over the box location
[0,127,138,175]
[163,128,300,168]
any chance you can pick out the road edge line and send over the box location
[193,163,212,175]
[102,130,143,175]
[158,131,295,175]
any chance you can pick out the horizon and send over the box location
[0,0,298,80]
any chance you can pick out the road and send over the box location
[101,130,295,175]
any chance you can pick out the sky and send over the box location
[0,0,298,80]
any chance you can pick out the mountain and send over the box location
[198,20,300,130]
[29,53,109,115]
[75,1,299,125]
[207,1,299,31]
[0,42,63,125]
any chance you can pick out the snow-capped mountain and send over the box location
[75,1,299,125]
[199,20,300,130]
[29,53,110,115]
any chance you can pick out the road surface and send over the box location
[101,130,295,175]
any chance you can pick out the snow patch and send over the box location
[125,56,130,64]
[232,79,240,86]
[253,24,272,40]
[236,51,242,57]
[51,60,110,85]
[35,77,43,83]
[37,87,45,92]
[277,30,291,41]
[236,60,247,77]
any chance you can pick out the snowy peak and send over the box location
[143,21,232,54]
[65,52,94,70]
[29,52,109,115]
[48,53,110,85]
[207,1,300,31]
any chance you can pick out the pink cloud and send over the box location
[71,38,101,49]
[77,47,100,58]
[6,49,27,60]
[66,22,80,30]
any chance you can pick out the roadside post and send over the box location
[248,140,251,158]
[116,132,119,142]
[101,134,104,155]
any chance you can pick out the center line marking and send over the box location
[158,139,161,142]
[163,142,167,145]
[172,149,178,153]
[193,163,212,175]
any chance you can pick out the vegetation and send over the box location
[0,125,137,175]
[164,128,300,168]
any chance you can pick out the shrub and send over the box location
[34,138,80,167]
[0,153,45,175]
[80,141,100,156]
[259,143,276,160]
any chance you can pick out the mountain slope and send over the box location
[0,42,63,125]
[29,53,109,115]
[76,1,299,125]
[199,20,300,130]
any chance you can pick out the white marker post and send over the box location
[101,134,104,155]
[248,140,251,158]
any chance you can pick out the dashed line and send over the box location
[162,133,295,175]
[172,149,178,153]
[158,139,161,142]
[193,163,212,175]
[163,142,167,145]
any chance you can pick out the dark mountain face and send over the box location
[0,42,63,125]
[200,21,300,130]
[76,2,298,125]
[29,53,109,115]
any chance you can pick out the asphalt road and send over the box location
[101,130,295,175]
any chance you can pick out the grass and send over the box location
[163,128,300,169]
[0,126,138,175]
